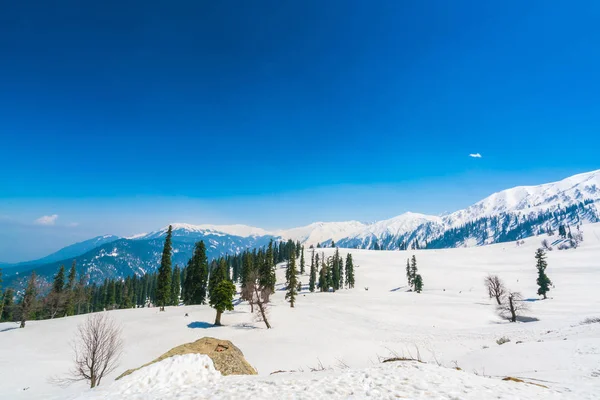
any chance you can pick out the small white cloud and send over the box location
[34,214,59,225]
[67,222,79,228]
[469,153,482,158]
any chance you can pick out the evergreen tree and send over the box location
[286,249,298,307]
[184,241,209,305]
[332,248,340,291]
[535,248,552,299]
[64,261,77,316]
[300,246,305,274]
[406,258,412,288]
[171,266,181,306]
[410,255,418,290]
[413,274,423,293]
[265,240,276,292]
[209,280,236,326]
[331,240,335,248]
[318,254,327,292]
[20,272,38,328]
[53,265,66,294]
[156,225,173,311]
[309,250,317,292]
[345,253,355,288]
[0,269,3,321]
[209,259,229,298]
[1,288,14,322]
[338,254,344,290]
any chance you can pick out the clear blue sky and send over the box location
[1,1,599,262]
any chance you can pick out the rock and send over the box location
[117,337,257,380]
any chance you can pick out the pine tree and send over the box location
[309,251,317,292]
[156,225,173,311]
[318,254,327,292]
[300,246,305,274]
[286,250,298,307]
[535,248,552,299]
[265,240,276,292]
[345,253,355,288]
[64,261,77,316]
[1,288,14,322]
[209,280,236,326]
[53,265,66,294]
[332,248,340,291]
[184,241,209,305]
[331,240,335,248]
[171,266,181,306]
[20,272,38,328]
[338,254,344,290]
[406,258,412,288]
[410,255,418,290]
[209,259,229,298]
[413,274,423,293]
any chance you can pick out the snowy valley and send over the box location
[1,222,599,399]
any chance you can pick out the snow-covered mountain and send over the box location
[275,221,367,247]
[444,169,600,228]
[6,170,600,287]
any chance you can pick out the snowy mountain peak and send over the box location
[136,223,271,240]
[445,169,600,227]
[275,221,367,246]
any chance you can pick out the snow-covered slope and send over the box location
[445,169,600,228]
[75,354,558,400]
[138,223,270,240]
[276,221,367,246]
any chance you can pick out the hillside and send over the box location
[1,223,599,399]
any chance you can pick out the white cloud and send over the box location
[67,222,79,228]
[469,153,482,158]
[34,214,59,225]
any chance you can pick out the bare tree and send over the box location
[541,239,553,251]
[484,275,506,305]
[69,313,123,388]
[245,270,271,329]
[497,292,529,322]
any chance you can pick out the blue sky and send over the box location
[1,1,600,262]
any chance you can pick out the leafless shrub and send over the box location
[484,275,506,305]
[497,292,530,323]
[65,313,123,388]
[309,358,328,372]
[378,346,423,364]
[335,358,350,369]
[541,239,553,251]
[496,336,511,345]
[245,270,272,329]
[581,317,600,325]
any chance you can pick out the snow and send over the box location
[2,223,600,399]
[138,223,271,240]
[275,221,367,246]
[352,212,443,239]
[74,354,559,400]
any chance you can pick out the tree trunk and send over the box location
[214,310,222,326]
[509,296,516,323]
[90,375,96,388]
[20,319,25,328]
[495,295,502,305]
[257,301,271,329]
[543,293,547,300]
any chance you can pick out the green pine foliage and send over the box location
[345,253,355,289]
[286,250,298,307]
[309,251,317,292]
[406,258,412,288]
[535,248,552,299]
[410,255,418,290]
[300,246,305,274]
[171,266,181,306]
[413,274,423,293]
[209,280,236,326]
[156,225,173,311]
[183,241,209,305]
[318,254,328,292]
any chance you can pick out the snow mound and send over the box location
[75,356,557,400]
[78,354,221,399]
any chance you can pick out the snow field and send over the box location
[1,223,599,399]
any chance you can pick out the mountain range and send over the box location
[3,169,599,288]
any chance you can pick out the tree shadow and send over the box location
[0,326,18,333]
[390,286,406,292]
[187,321,216,329]
[232,323,259,330]
[524,298,540,302]
[516,316,540,323]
